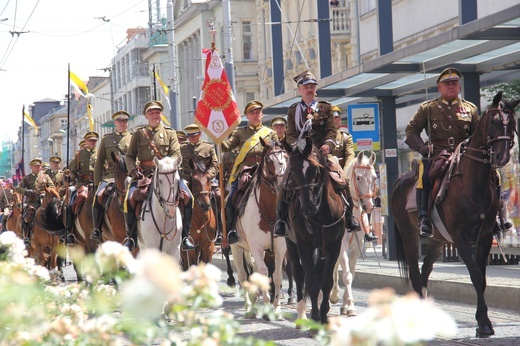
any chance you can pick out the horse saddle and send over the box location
[326,156,347,189]
[232,166,257,208]
[72,185,89,214]
[97,182,116,207]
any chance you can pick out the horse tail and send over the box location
[393,220,409,283]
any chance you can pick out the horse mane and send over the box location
[42,198,65,234]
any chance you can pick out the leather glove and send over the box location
[25,189,37,198]
[130,169,143,180]
[405,133,430,158]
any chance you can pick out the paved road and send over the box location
[61,257,520,346]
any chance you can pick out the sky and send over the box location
[0,0,151,142]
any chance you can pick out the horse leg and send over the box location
[272,239,287,319]
[286,239,307,322]
[284,253,295,304]
[298,243,321,322]
[330,230,347,305]
[420,240,443,297]
[339,232,357,316]
[456,232,494,337]
[230,244,256,319]
[250,246,271,319]
[222,246,236,287]
[320,237,343,324]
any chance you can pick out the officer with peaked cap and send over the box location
[63,131,99,244]
[15,158,55,245]
[269,116,287,142]
[180,124,222,243]
[221,100,278,244]
[124,100,195,251]
[177,130,187,144]
[274,70,360,237]
[406,67,479,237]
[90,110,132,242]
[46,156,65,196]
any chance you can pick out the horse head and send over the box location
[153,156,181,219]
[259,137,288,189]
[111,152,129,199]
[352,151,377,213]
[286,137,325,217]
[482,92,519,168]
[189,158,212,212]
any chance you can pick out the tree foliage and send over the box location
[482,80,520,105]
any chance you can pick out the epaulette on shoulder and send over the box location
[289,102,299,108]
[318,100,331,105]
[163,126,174,131]
[103,133,111,137]
[422,99,436,107]
[135,125,146,130]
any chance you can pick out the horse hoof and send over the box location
[347,309,358,317]
[227,278,236,288]
[340,308,347,315]
[476,325,495,338]
[287,298,295,305]
[330,296,339,304]
[244,312,257,319]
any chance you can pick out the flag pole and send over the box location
[152,63,157,100]
[21,105,25,172]
[67,64,71,167]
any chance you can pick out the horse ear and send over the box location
[153,156,159,167]
[303,137,313,157]
[492,92,503,107]
[509,99,520,111]
[174,156,182,168]
[259,136,267,148]
[357,150,364,164]
[369,151,376,165]
[282,140,292,153]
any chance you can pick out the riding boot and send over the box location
[345,194,361,233]
[123,212,138,251]
[181,203,195,251]
[417,188,433,238]
[364,230,378,242]
[495,191,512,233]
[225,204,239,244]
[1,214,7,233]
[64,206,76,245]
[90,204,103,242]
[215,210,223,245]
[211,194,222,245]
[22,221,30,247]
[274,189,288,237]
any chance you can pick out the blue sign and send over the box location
[347,103,380,151]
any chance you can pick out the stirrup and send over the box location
[273,220,288,238]
[419,218,433,238]
[123,237,136,251]
[90,229,102,242]
[182,236,195,251]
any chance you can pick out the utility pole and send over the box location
[167,0,179,129]
[222,0,235,93]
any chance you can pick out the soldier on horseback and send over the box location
[405,68,479,237]
[123,100,195,251]
[274,70,360,237]
[64,131,99,244]
[45,156,66,197]
[90,111,132,243]
[180,124,221,244]
[15,158,55,245]
[0,179,14,232]
[221,100,279,244]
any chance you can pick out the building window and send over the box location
[60,119,68,130]
[245,92,255,103]
[360,0,376,15]
[243,21,253,61]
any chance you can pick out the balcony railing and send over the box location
[330,7,350,35]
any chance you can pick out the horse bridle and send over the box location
[261,148,287,194]
[351,164,377,211]
[153,167,180,219]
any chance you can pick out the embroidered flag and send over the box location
[23,109,39,134]
[195,49,241,145]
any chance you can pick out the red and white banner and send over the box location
[195,49,241,145]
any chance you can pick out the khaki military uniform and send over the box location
[180,140,218,181]
[94,130,132,185]
[45,169,65,196]
[286,100,336,150]
[70,148,97,189]
[406,97,479,156]
[221,124,278,175]
[126,124,181,179]
[331,129,355,171]
[15,172,55,207]
[0,188,13,211]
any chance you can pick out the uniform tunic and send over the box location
[126,124,181,179]
[406,97,479,156]
[331,129,355,171]
[94,130,132,185]
[15,172,55,207]
[286,100,336,150]
[45,168,65,196]
[221,124,278,175]
[180,140,218,181]
[70,148,97,189]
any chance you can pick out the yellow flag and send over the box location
[70,71,89,96]
[87,102,94,131]
[161,115,171,126]
[155,71,169,96]
[23,111,39,134]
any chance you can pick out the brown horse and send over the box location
[99,152,129,244]
[391,92,519,337]
[181,159,217,270]
[32,186,63,271]
[283,137,346,324]
[6,192,23,233]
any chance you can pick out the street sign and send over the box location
[347,103,380,151]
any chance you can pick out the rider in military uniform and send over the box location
[270,116,287,142]
[64,131,99,244]
[15,158,55,245]
[124,100,195,251]
[0,180,14,232]
[46,156,65,197]
[405,67,479,237]
[274,70,360,237]
[331,105,377,242]
[222,100,279,244]
[181,124,221,243]
[177,130,187,144]
[90,111,132,242]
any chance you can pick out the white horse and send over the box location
[138,156,183,260]
[231,138,288,319]
[330,151,377,316]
